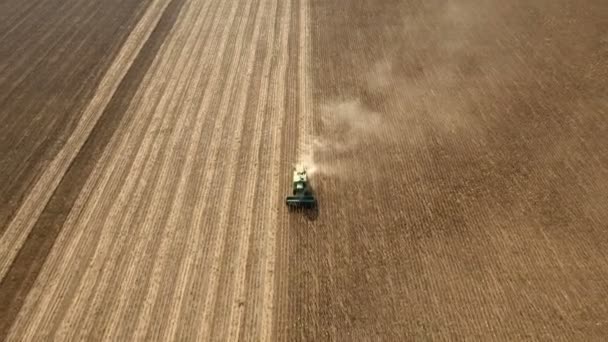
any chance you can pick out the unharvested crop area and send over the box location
[1,0,607,340]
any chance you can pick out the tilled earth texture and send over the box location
[1,0,607,340]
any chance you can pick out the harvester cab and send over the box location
[286,168,316,208]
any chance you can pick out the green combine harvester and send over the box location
[286,168,316,208]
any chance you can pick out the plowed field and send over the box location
[1,0,607,340]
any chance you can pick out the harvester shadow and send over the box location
[304,204,319,221]
[288,204,319,221]
[304,183,320,221]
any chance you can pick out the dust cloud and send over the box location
[296,99,386,179]
[296,2,499,178]
[298,0,602,182]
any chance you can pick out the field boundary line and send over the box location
[0,0,174,282]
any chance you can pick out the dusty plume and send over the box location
[297,99,385,178]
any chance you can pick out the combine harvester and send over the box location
[286,167,316,209]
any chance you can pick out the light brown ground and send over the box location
[2,0,304,340]
[1,0,607,341]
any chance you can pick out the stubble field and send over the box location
[1,0,607,340]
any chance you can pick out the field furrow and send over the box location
[2,0,607,340]
[3,0,300,340]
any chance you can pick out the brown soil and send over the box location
[0,0,184,338]
[2,0,297,339]
[285,0,608,340]
[1,0,607,340]
[0,0,153,233]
